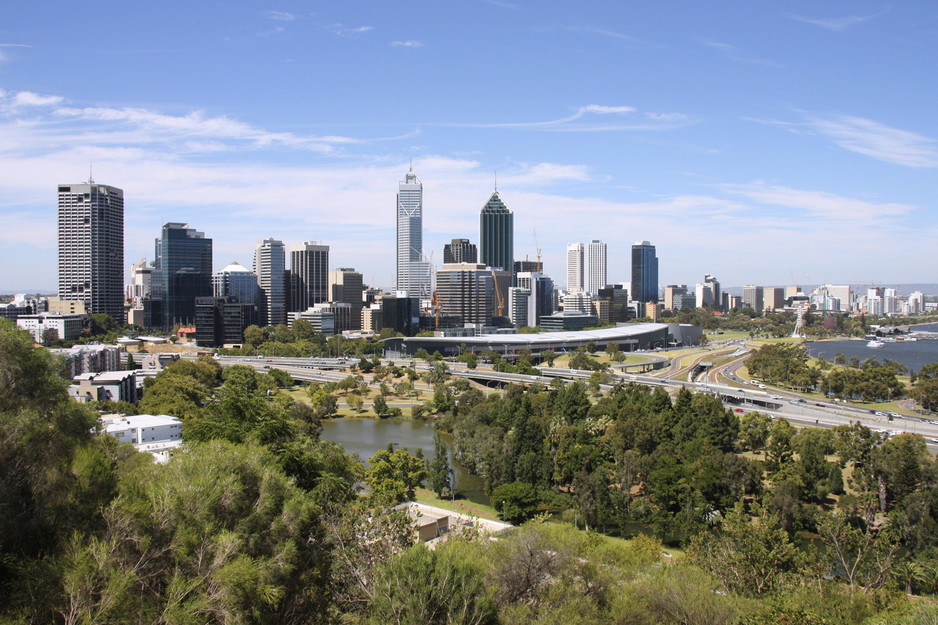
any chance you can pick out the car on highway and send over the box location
[734,408,744,413]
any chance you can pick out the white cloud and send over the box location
[266,11,296,21]
[330,24,373,37]
[806,115,938,168]
[391,40,423,48]
[8,91,64,108]
[789,9,889,31]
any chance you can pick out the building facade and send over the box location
[584,240,607,296]
[254,238,286,327]
[436,263,494,326]
[152,223,213,327]
[566,243,584,292]
[396,167,431,298]
[290,241,329,312]
[329,268,364,331]
[443,238,478,264]
[631,241,658,304]
[57,182,124,321]
[479,190,514,277]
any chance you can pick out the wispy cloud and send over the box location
[806,115,938,168]
[720,182,915,224]
[789,8,890,31]
[329,24,373,37]
[391,40,423,48]
[562,25,655,48]
[439,104,692,132]
[265,11,296,21]
[702,40,781,67]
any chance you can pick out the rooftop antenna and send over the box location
[494,171,497,192]
[409,158,413,173]
[88,162,94,184]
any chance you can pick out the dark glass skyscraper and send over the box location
[479,190,513,276]
[631,241,659,304]
[57,181,124,321]
[152,223,213,327]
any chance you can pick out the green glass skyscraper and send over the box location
[479,189,513,277]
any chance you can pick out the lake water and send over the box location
[320,417,489,505]
[805,334,938,373]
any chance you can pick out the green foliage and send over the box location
[366,446,428,505]
[59,441,332,624]
[426,433,452,497]
[367,543,496,625]
[687,503,800,596]
[490,481,539,524]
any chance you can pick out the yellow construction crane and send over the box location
[491,269,505,317]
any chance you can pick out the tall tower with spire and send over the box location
[395,165,430,297]
[479,185,514,280]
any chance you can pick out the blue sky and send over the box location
[1,1,936,293]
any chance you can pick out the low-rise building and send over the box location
[17,312,84,344]
[71,370,139,404]
[100,413,182,463]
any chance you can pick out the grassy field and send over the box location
[413,488,501,521]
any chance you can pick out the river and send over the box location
[804,334,938,373]
[320,417,490,505]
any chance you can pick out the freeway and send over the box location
[182,351,938,444]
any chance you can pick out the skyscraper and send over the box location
[443,238,478,264]
[329,268,364,331]
[630,241,658,304]
[584,240,607,296]
[254,238,286,327]
[290,241,329,312]
[479,189,514,279]
[57,181,124,321]
[566,243,584,292]
[396,166,431,297]
[152,223,212,327]
[704,274,721,311]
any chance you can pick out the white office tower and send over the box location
[395,166,431,298]
[883,288,898,315]
[563,291,593,314]
[695,283,712,309]
[290,241,329,312]
[508,287,531,329]
[566,243,584,292]
[254,238,286,326]
[126,259,152,303]
[57,181,124,321]
[584,240,607,296]
[910,291,925,314]
[516,272,554,328]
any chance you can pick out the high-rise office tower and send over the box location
[704,274,721,311]
[152,223,213,327]
[396,166,431,298]
[479,189,513,278]
[515,271,554,327]
[443,238,478,264]
[290,241,329,312]
[630,241,658,304]
[254,238,286,327]
[57,181,124,321]
[329,268,364,331]
[584,240,607,296]
[742,285,765,312]
[566,243,584,292]
[436,263,494,326]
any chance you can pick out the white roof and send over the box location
[101,414,181,431]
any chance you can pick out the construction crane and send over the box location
[533,228,542,272]
[491,269,505,317]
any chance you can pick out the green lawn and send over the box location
[413,488,501,521]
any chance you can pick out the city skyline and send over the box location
[1,3,937,292]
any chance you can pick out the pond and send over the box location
[320,417,490,506]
